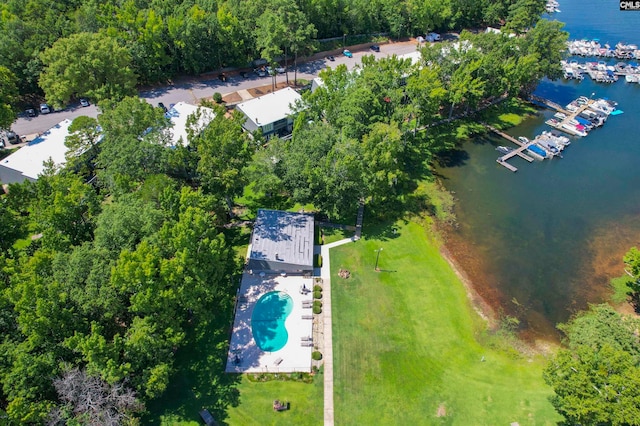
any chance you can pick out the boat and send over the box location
[496,146,514,154]
[518,136,530,144]
[527,144,547,158]
[625,74,639,83]
[554,112,567,119]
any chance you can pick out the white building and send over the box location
[0,119,73,184]
[164,102,215,147]
[235,87,302,138]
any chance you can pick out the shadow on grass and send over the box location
[143,295,241,425]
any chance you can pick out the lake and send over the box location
[437,0,640,341]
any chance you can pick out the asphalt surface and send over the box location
[9,41,420,138]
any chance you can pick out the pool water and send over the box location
[251,291,293,352]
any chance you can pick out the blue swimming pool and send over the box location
[251,291,293,352]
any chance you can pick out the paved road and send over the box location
[10,41,419,137]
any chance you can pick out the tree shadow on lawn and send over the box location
[144,298,242,425]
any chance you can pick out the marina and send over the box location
[566,39,640,60]
[437,0,640,343]
[561,59,640,84]
[545,0,561,13]
[490,96,618,172]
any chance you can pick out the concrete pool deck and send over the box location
[226,273,314,373]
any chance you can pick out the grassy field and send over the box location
[330,220,562,425]
[224,375,323,425]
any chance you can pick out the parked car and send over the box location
[199,409,217,426]
[218,73,227,82]
[5,131,20,145]
[40,103,52,114]
[79,98,90,107]
[327,55,335,61]
[158,102,168,113]
[370,44,380,52]
[425,32,441,42]
[25,107,37,117]
[343,49,353,58]
[254,67,267,77]
[239,71,248,78]
[275,66,286,74]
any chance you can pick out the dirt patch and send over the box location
[222,92,242,104]
[247,82,295,97]
[436,403,446,417]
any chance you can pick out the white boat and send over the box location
[518,136,530,144]
[626,74,639,83]
[496,146,514,154]
[554,112,567,119]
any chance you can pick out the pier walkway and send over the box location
[528,95,570,115]
[484,124,538,172]
[544,99,596,136]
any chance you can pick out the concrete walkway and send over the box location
[237,89,253,101]
[320,236,358,426]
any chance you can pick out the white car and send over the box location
[40,103,52,114]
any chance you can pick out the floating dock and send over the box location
[492,96,619,172]
[485,125,540,172]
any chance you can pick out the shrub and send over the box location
[315,254,322,267]
[313,300,322,309]
[314,291,322,299]
[313,285,322,292]
[312,351,323,361]
[213,92,223,103]
[313,305,322,315]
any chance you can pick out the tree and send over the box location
[545,305,640,425]
[0,195,27,252]
[96,97,170,191]
[192,107,254,206]
[0,65,19,129]
[505,0,546,34]
[64,115,102,176]
[519,19,568,93]
[623,247,640,312]
[48,368,144,426]
[39,32,137,107]
[31,174,101,251]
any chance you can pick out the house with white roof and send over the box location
[235,87,302,138]
[0,119,74,184]
[164,102,215,147]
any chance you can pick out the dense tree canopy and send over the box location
[0,65,18,129]
[0,0,557,104]
[0,96,240,423]
[544,305,640,425]
[39,32,137,107]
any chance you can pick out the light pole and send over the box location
[374,248,383,271]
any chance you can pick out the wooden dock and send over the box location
[484,125,537,172]
[528,95,570,115]
[545,99,596,136]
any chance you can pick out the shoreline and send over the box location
[434,222,561,356]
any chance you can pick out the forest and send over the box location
[5,0,628,423]
[0,0,548,111]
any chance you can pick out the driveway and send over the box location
[9,41,420,137]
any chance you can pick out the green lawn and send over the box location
[225,375,323,425]
[330,220,562,425]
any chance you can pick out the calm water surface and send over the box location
[437,0,640,340]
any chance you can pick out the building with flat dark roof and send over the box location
[248,209,314,274]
